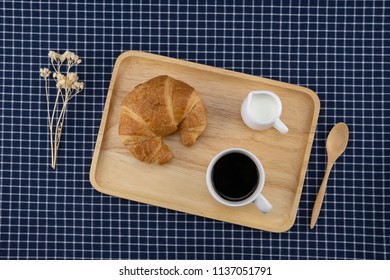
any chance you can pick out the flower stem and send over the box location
[44,78,55,167]
[50,88,63,169]
[43,50,84,169]
[52,88,72,169]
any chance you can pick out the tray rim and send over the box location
[90,50,320,232]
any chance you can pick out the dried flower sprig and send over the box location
[40,50,84,169]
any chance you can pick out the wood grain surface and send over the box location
[90,51,320,232]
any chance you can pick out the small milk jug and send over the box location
[241,90,288,134]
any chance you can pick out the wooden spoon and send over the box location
[310,122,349,229]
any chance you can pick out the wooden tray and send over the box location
[90,51,320,232]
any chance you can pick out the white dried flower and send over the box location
[41,50,84,169]
[62,50,70,57]
[48,51,57,59]
[56,80,65,89]
[60,50,72,63]
[56,73,66,88]
[71,54,79,62]
[59,53,67,63]
[66,72,79,87]
[49,50,61,61]
[56,73,65,80]
[72,81,85,91]
[40,67,51,79]
[65,50,75,61]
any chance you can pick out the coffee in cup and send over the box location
[206,148,272,213]
[212,152,259,201]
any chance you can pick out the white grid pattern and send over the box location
[0,0,389,259]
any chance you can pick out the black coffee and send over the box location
[211,152,259,201]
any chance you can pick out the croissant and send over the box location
[119,75,207,164]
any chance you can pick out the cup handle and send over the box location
[253,194,272,214]
[273,119,288,134]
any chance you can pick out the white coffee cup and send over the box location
[241,90,288,134]
[206,148,272,213]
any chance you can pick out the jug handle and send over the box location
[273,119,288,134]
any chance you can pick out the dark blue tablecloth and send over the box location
[0,0,389,259]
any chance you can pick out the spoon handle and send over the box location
[310,163,333,229]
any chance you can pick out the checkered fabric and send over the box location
[0,0,389,259]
